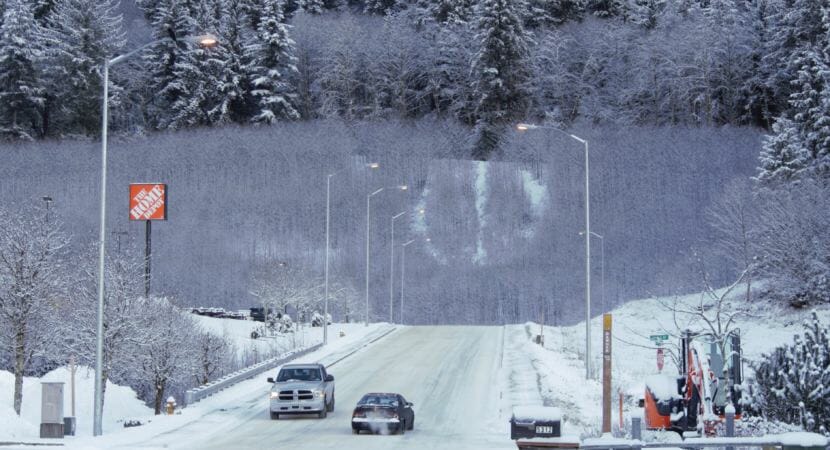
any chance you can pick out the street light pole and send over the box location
[389,211,405,324]
[518,123,592,380]
[324,173,332,345]
[581,231,605,313]
[400,237,429,325]
[364,185,407,327]
[324,162,378,341]
[94,34,218,437]
[365,188,383,327]
[400,239,414,325]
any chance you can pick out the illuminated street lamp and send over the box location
[365,185,407,326]
[324,162,379,345]
[94,33,218,437]
[389,208,425,324]
[517,122,592,380]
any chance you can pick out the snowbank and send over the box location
[0,366,152,441]
[513,406,562,422]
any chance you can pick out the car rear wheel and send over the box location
[270,412,279,420]
[352,428,359,435]
[408,417,414,430]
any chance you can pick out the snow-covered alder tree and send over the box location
[0,205,68,415]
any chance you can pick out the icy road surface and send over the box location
[129,326,512,450]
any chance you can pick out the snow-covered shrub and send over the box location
[311,312,331,327]
[750,312,830,433]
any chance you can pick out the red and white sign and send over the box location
[130,184,167,221]
[657,347,665,372]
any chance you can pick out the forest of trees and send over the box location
[0,0,827,160]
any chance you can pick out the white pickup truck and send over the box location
[267,363,335,419]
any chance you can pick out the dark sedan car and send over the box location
[351,393,415,435]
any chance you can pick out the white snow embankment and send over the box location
[0,366,152,442]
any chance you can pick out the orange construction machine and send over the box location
[643,330,743,435]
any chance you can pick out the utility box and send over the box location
[511,406,562,440]
[40,382,64,438]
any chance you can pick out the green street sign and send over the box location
[649,334,669,343]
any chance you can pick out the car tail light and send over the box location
[353,411,365,418]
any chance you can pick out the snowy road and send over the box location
[124,326,513,450]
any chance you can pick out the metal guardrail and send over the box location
[184,343,323,406]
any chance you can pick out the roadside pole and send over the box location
[602,313,612,434]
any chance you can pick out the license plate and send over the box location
[536,425,554,434]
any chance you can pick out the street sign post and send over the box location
[130,184,167,298]
[649,334,669,345]
[657,347,664,372]
[602,314,612,434]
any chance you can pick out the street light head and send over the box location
[368,162,380,169]
[399,185,408,191]
[516,123,536,131]
[42,196,53,202]
[425,238,431,242]
[196,34,219,48]
[418,208,425,214]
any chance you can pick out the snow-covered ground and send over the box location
[3,288,825,448]
[0,322,392,446]
[0,367,152,440]
[504,286,830,438]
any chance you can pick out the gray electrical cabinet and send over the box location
[40,382,64,438]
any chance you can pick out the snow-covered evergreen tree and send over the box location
[587,0,625,18]
[758,49,830,184]
[301,0,324,13]
[529,0,584,26]
[364,0,400,15]
[0,0,44,140]
[763,0,827,113]
[220,0,251,122]
[752,311,830,432]
[160,0,240,128]
[470,0,532,160]
[41,0,125,136]
[244,0,299,123]
[417,0,472,24]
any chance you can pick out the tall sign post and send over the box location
[650,333,669,373]
[602,313,612,434]
[129,184,167,297]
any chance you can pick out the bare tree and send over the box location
[0,205,68,415]
[704,177,758,303]
[133,296,199,414]
[57,244,145,412]
[193,330,235,386]
[249,262,323,327]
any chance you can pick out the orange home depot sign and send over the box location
[130,184,167,220]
